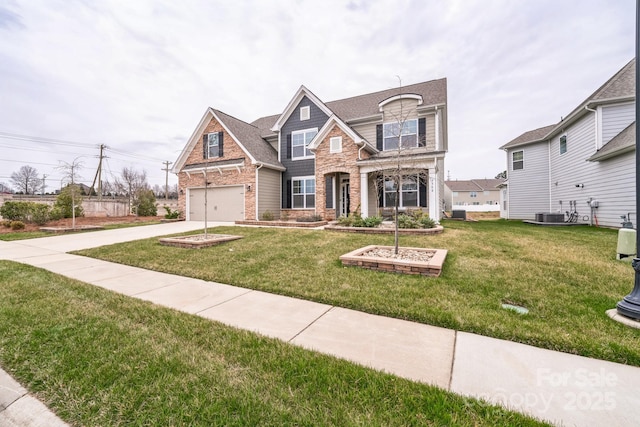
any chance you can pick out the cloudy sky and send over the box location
[0,0,635,192]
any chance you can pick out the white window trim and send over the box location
[559,134,567,155]
[330,136,342,153]
[512,150,524,171]
[300,106,310,121]
[383,119,418,151]
[291,128,318,160]
[383,174,420,208]
[292,175,315,209]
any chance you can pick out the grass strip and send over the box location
[0,261,547,426]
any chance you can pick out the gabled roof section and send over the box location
[250,114,279,138]
[326,78,447,121]
[270,85,334,132]
[500,124,556,150]
[308,114,378,154]
[445,179,505,192]
[588,121,636,161]
[172,108,284,173]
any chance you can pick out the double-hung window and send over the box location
[384,175,418,207]
[560,135,567,154]
[292,177,315,208]
[206,133,219,159]
[512,150,524,170]
[292,128,317,160]
[470,191,477,198]
[383,119,418,150]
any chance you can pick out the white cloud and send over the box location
[0,0,635,189]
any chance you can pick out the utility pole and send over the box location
[41,174,47,197]
[89,144,106,200]
[162,161,172,200]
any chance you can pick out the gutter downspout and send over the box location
[358,142,365,160]
[255,163,263,220]
[585,105,598,150]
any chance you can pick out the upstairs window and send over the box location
[330,136,342,153]
[383,119,418,150]
[203,132,223,159]
[300,106,310,121]
[512,150,524,170]
[291,128,317,160]
[560,135,567,154]
[470,191,477,198]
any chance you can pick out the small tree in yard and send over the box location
[115,167,150,214]
[56,158,84,229]
[372,79,431,255]
[134,189,157,216]
[52,185,84,219]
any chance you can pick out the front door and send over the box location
[340,178,350,217]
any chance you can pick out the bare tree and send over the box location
[115,167,149,214]
[0,181,11,194]
[56,158,84,229]
[10,165,42,194]
[373,82,429,255]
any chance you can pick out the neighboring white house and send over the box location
[499,58,635,229]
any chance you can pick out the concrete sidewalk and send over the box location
[1,221,639,426]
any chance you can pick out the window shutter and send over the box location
[202,134,208,159]
[286,134,292,159]
[418,118,426,147]
[378,181,384,207]
[325,176,333,209]
[218,132,224,157]
[285,179,292,208]
[419,178,427,207]
[376,124,383,151]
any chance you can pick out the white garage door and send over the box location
[188,186,245,221]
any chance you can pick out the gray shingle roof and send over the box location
[588,121,635,161]
[445,178,505,192]
[500,124,556,150]
[213,109,281,168]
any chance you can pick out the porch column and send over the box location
[360,172,369,218]
[428,167,439,221]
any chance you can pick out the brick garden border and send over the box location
[340,245,447,277]
[159,234,243,249]
[235,220,327,228]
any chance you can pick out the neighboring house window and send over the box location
[292,177,315,208]
[472,202,480,205]
[330,136,342,153]
[512,150,524,170]
[383,119,418,150]
[470,191,477,198]
[291,128,317,160]
[205,132,222,159]
[384,175,418,207]
[452,191,459,197]
[300,106,310,121]
[560,135,567,154]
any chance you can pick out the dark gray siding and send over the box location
[280,96,329,207]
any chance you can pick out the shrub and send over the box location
[10,220,25,230]
[163,206,181,219]
[2,220,11,228]
[337,213,382,228]
[31,203,51,225]
[418,215,436,229]
[261,210,275,221]
[54,185,84,218]
[135,190,157,216]
[398,214,419,229]
[0,201,31,221]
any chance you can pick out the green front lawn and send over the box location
[0,220,162,241]
[75,220,640,366]
[0,261,547,426]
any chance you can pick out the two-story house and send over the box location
[172,79,448,222]
[499,59,635,228]
[444,179,504,211]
